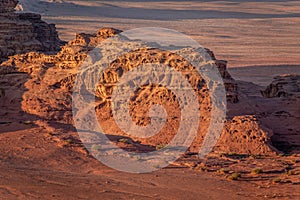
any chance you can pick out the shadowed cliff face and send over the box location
[0,0,64,63]
[262,75,300,98]
[0,0,18,13]
[260,75,300,152]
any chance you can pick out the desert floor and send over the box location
[1,125,299,199]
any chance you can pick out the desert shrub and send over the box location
[272,178,281,183]
[118,138,128,144]
[287,170,296,175]
[228,172,241,180]
[91,144,101,152]
[252,168,263,174]
[220,168,230,174]
[156,144,166,150]
[64,139,72,145]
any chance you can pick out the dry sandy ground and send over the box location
[19,0,300,67]
[228,65,300,86]
[0,124,299,200]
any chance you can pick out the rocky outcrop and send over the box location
[0,0,18,12]
[261,74,300,98]
[259,74,300,152]
[215,115,278,155]
[1,27,238,123]
[4,27,273,156]
[0,28,122,123]
[0,0,63,63]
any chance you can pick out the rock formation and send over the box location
[6,27,283,156]
[2,0,294,155]
[259,74,300,152]
[0,0,18,12]
[261,74,300,98]
[215,115,277,155]
[0,0,63,63]
[0,28,123,123]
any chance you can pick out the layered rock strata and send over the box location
[261,74,300,98]
[0,0,63,63]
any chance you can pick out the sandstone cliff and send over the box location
[261,74,300,98]
[260,74,300,152]
[0,0,63,63]
[2,27,283,156]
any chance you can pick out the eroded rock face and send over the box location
[0,28,123,123]
[215,115,277,155]
[0,0,63,63]
[0,0,18,13]
[1,28,238,122]
[4,28,276,156]
[259,74,300,152]
[261,74,300,98]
